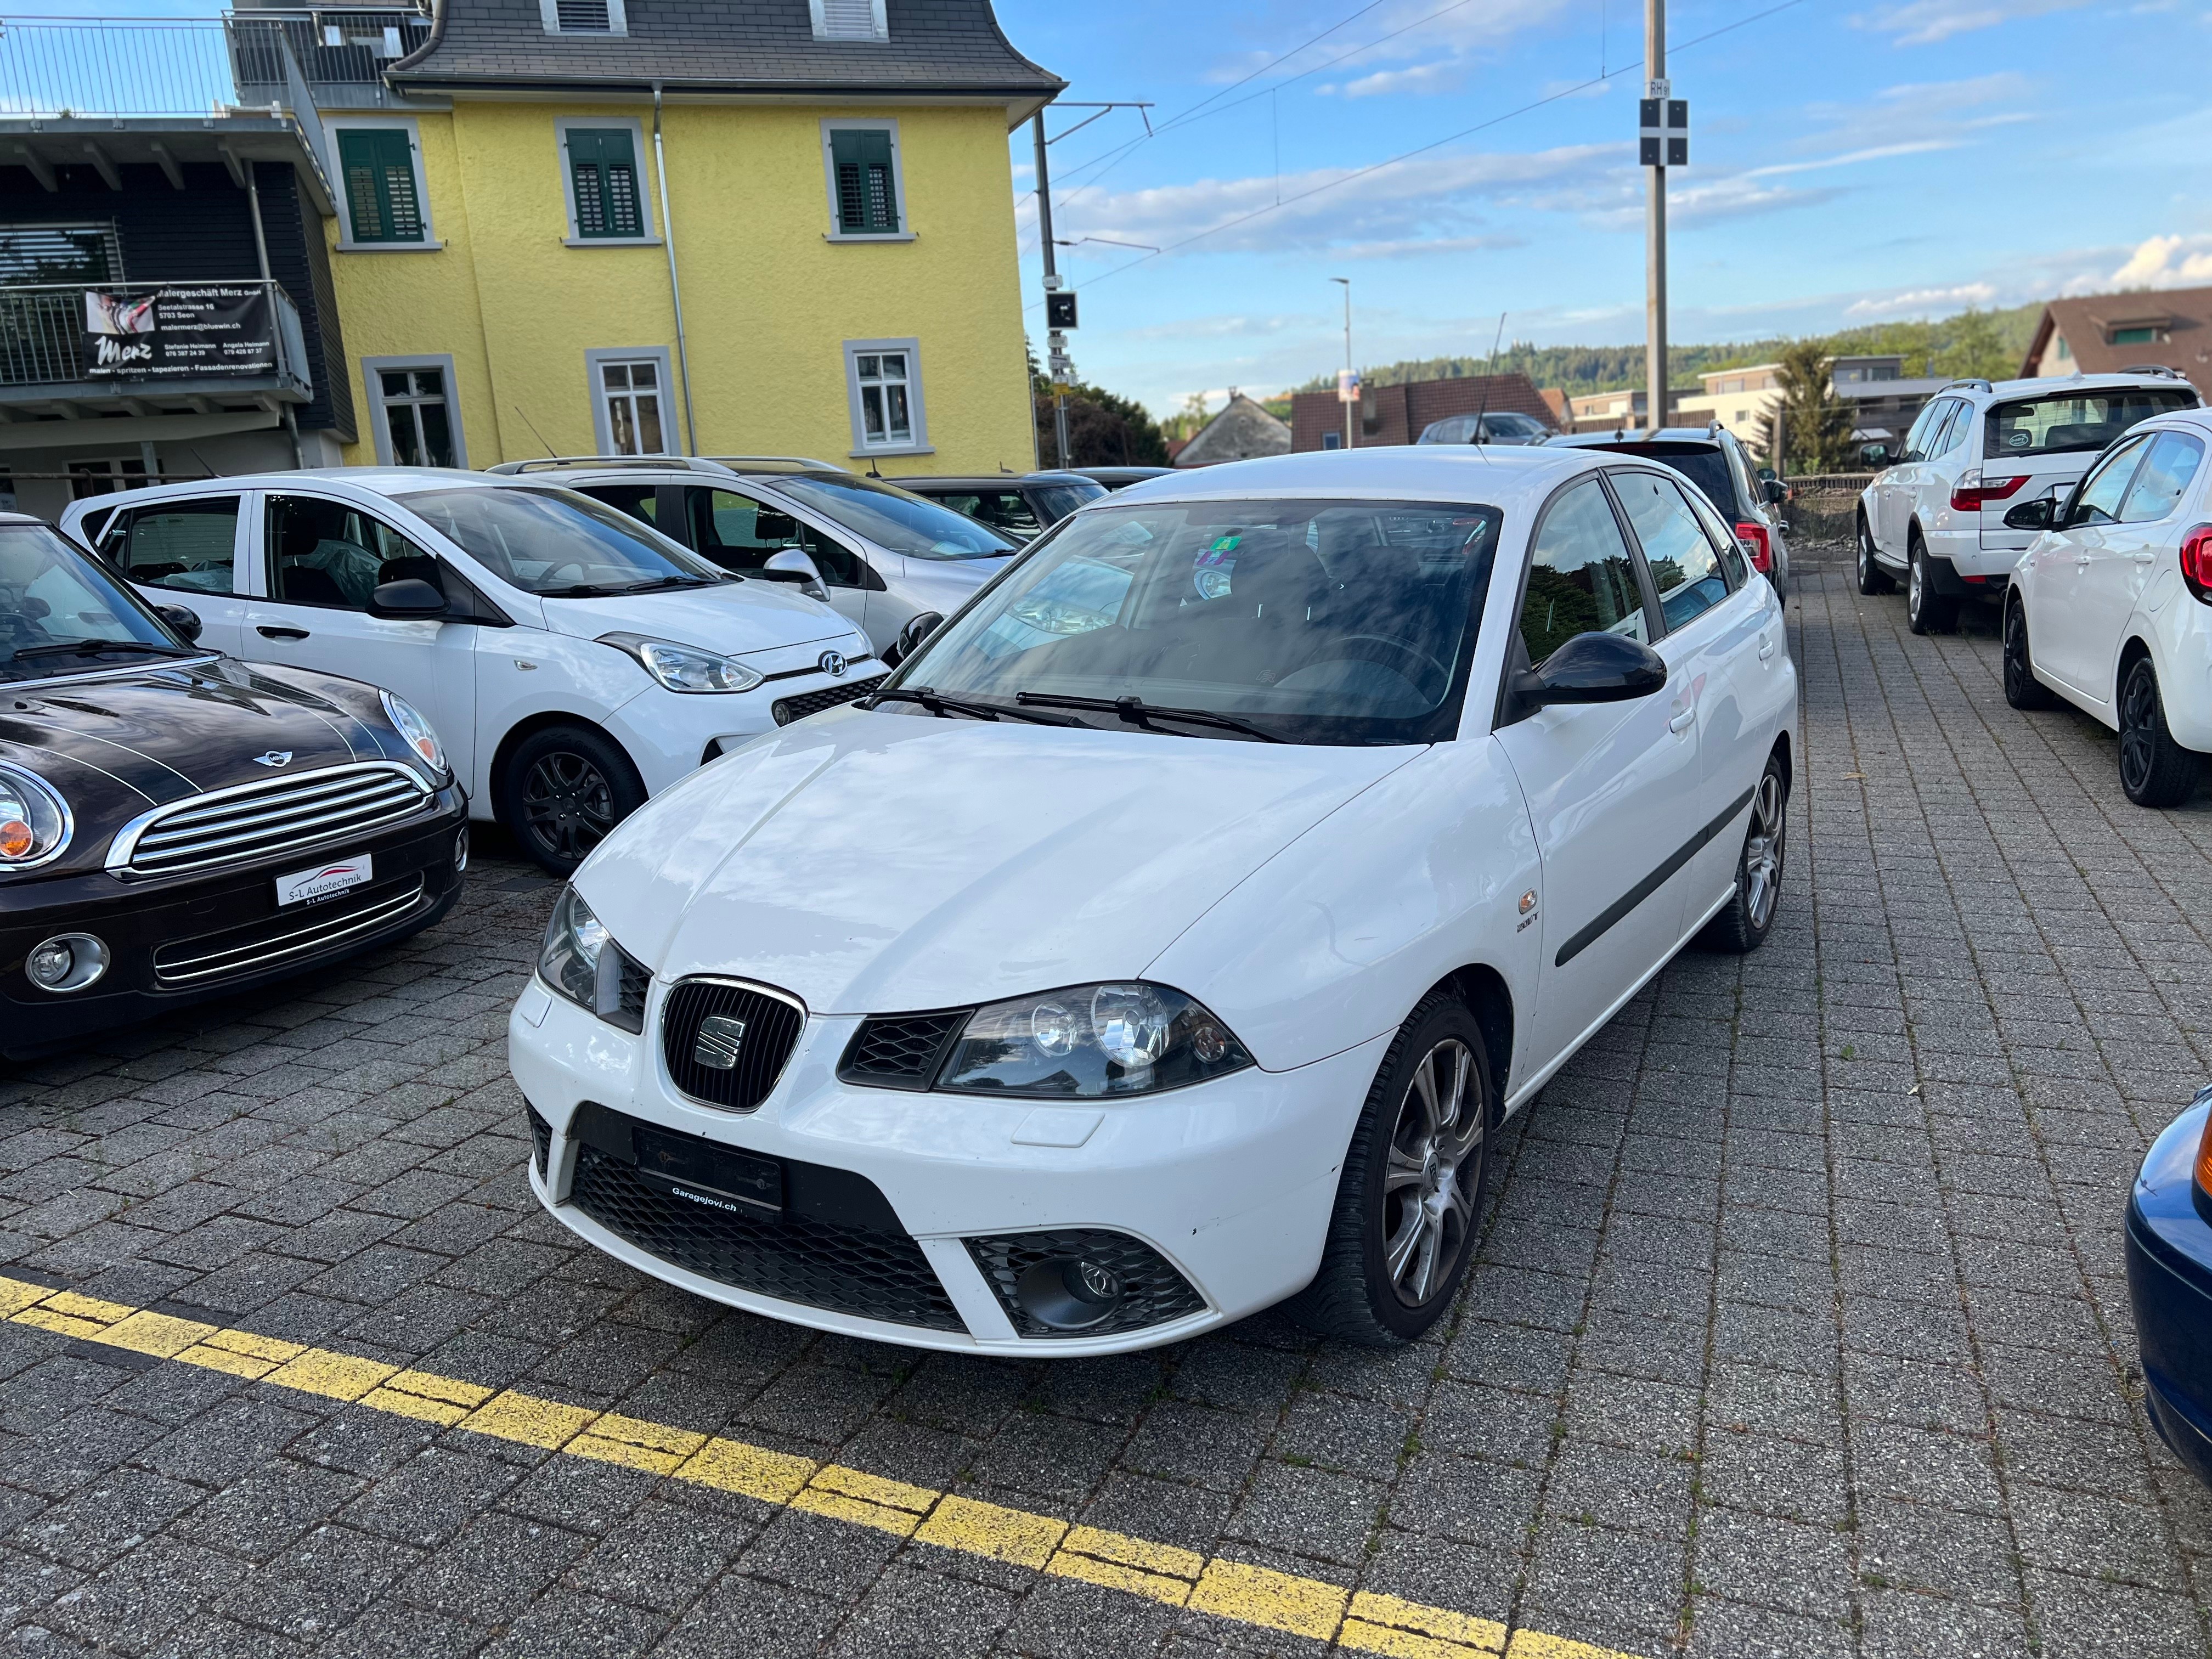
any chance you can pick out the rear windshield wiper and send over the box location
[1014,691,1284,743]
[9,639,196,660]
[865,685,1075,726]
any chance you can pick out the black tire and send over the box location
[1699,751,1787,955]
[2117,656,2205,809]
[2002,596,2059,710]
[500,725,647,876]
[1290,994,1494,1347]
[1906,537,1958,635]
[1857,516,1892,595]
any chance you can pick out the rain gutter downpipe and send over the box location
[652,82,698,456]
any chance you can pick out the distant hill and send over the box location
[1300,302,2046,397]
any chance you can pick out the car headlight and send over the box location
[380,690,447,775]
[539,884,610,1010]
[0,763,71,871]
[936,981,1252,1098]
[599,633,764,694]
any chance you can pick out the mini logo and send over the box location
[253,751,292,768]
[819,650,848,679]
[692,1014,747,1071]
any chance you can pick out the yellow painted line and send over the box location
[0,1273,1636,1658]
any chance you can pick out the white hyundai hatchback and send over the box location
[2002,407,2212,806]
[509,447,1797,1354]
[62,471,872,874]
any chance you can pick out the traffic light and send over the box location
[1045,289,1079,330]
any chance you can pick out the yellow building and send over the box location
[293,0,1060,476]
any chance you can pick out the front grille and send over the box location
[526,1102,552,1178]
[838,1011,968,1091]
[111,762,433,877]
[151,876,426,986]
[566,1103,961,1331]
[968,1229,1206,1340]
[661,979,806,1112]
[773,674,886,727]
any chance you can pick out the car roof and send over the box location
[1103,444,1608,510]
[1965,371,2202,401]
[60,468,498,515]
[899,472,1096,488]
[1547,428,1733,451]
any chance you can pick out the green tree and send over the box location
[1932,309,2013,382]
[1774,339,1855,474]
[1026,348,1171,467]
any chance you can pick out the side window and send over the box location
[578,484,659,526]
[684,488,865,588]
[2119,432,2206,524]
[823,123,903,238]
[1681,485,1748,588]
[945,490,1042,540]
[337,127,428,246]
[99,498,241,594]
[265,494,428,611]
[1517,478,1649,664]
[2068,437,2152,529]
[1903,399,1952,463]
[1941,403,1980,457]
[562,126,646,240]
[1615,471,1729,629]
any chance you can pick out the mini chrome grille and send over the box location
[152,875,426,985]
[110,762,433,877]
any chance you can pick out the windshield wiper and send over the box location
[541,575,720,597]
[1013,692,1284,743]
[865,686,1076,726]
[9,639,196,661]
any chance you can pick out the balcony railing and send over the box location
[0,280,310,404]
[231,9,433,109]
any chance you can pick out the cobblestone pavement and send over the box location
[3,556,2211,1659]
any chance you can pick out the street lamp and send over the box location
[1330,276,1353,451]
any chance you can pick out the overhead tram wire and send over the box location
[1032,0,1816,310]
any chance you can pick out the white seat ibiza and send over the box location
[509,447,1797,1353]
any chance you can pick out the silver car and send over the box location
[487,456,1019,658]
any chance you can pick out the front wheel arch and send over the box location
[488,712,639,827]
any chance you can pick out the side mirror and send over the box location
[1512,631,1669,709]
[884,609,945,669]
[1762,478,1787,505]
[1860,443,1891,470]
[2002,498,2057,532]
[366,577,447,619]
[758,548,828,603]
[155,603,201,643]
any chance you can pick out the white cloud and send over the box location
[1854,0,2091,44]
[2111,233,2212,287]
[1844,282,2000,319]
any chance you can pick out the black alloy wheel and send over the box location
[1291,994,1494,1347]
[1701,751,1788,954]
[1906,537,1958,635]
[2002,597,2058,710]
[2117,656,2205,809]
[501,725,647,875]
[1857,517,1892,596]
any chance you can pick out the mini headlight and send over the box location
[380,690,448,775]
[936,980,1252,1098]
[0,763,71,870]
[539,885,609,1011]
[599,633,764,695]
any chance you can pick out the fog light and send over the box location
[1014,1256,1126,1330]
[454,825,470,873]
[25,933,107,993]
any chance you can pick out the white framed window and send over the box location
[554,117,657,246]
[842,337,930,457]
[363,354,465,468]
[586,347,674,455]
[539,0,627,34]
[330,117,438,251]
[809,0,886,40]
[820,118,912,242]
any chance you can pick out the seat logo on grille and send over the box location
[693,1014,748,1070]
[819,650,847,679]
[253,751,293,767]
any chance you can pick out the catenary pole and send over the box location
[1032,114,1071,469]
[1331,276,1353,449]
[1645,0,1667,436]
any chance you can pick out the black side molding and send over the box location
[1554,786,1756,967]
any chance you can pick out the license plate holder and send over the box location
[275,852,373,907]
[631,1122,783,1217]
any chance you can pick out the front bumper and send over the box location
[509,981,1385,1355]
[607,668,886,792]
[0,783,467,1058]
[2126,1184,2212,1490]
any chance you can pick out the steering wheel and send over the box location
[1329,633,1452,697]
[540,560,589,586]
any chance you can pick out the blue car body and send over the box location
[2126,1087,2212,1488]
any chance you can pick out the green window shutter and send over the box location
[338,128,422,243]
[830,129,899,234]
[568,128,644,239]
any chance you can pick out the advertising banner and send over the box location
[82,285,279,380]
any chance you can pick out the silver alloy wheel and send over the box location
[1743,770,1785,930]
[1381,1038,1482,1307]
[1908,549,1923,618]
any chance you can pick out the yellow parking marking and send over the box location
[0,1273,1641,1658]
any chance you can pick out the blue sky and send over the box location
[994,0,2212,414]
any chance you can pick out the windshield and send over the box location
[1032,481,1108,523]
[1,524,196,684]
[890,497,1504,746]
[1984,388,2197,459]
[394,485,726,596]
[772,472,1017,559]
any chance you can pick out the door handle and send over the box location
[2074,556,2091,567]
[256,625,309,640]
[2130,551,2156,564]
[1757,637,1778,661]
[1668,707,1696,733]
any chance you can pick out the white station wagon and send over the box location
[509,446,1797,1354]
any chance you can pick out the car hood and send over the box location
[535,579,855,658]
[576,708,1419,1015]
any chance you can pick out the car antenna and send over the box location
[512,405,556,458]
[867,459,884,479]
[1470,311,1506,461]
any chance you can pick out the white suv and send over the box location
[1856,371,2201,633]
[61,470,872,874]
